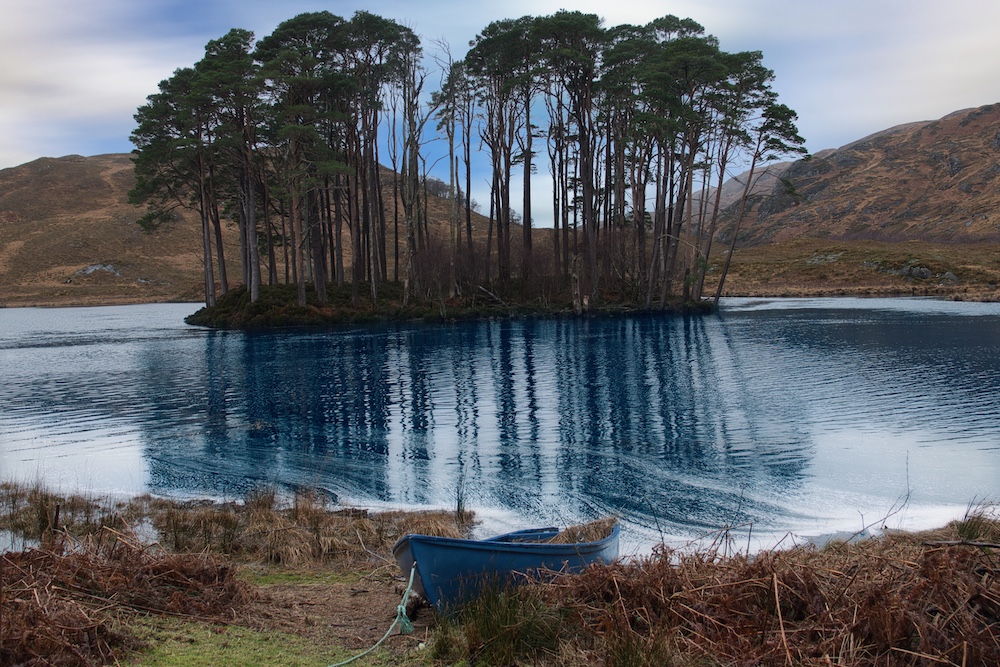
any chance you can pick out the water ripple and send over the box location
[3,301,1000,549]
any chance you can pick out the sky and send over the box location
[2,0,999,173]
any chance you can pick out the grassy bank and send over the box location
[0,482,470,666]
[2,482,998,666]
[713,238,1000,300]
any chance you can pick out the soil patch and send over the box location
[246,569,435,657]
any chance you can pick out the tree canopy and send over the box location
[130,10,805,311]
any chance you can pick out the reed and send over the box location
[526,527,1000,666]
[954,497,1000,543]
[4,482,998,666]
[549,516,617,544]
[0,481,472,567]
[0,481,135,549]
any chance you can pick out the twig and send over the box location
[611,573,629,621]
[355,529,392,565]
[888,646,959,665]
[923,540,1000,549]
[828,568,862,611]
[240,525,302,538]
[672,577,770,597]
[2,553,31,577]
[101,526,144,550]
[477,285,506,306]
[674,602,728,629]
[773,573,793,666]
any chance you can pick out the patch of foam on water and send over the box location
[719,296,1000,317]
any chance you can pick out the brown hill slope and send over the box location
[0,154,221,306]
[733,104,1000,244]
[0,154,493,308]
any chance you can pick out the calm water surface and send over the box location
[2,298,999,553]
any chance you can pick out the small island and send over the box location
[129,10,810,327]
[183,281,716,329]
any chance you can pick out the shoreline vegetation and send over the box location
[183,281,992,330]
[183,281,713,329]
[182,236,1000,329]
[2,482,998,666]
[4,236,998,312]
[179,239,1000,329]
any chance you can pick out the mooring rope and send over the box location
[326,562,417,667]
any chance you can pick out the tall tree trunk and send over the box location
[714,150,761,305]
[197,154,216,307]
[579,120,598,299]
[646,151,665,308]
[694,136,733,302]
[243,165,261,303]
[522,89,533,284]
[334,175,345,286]
[288,168,307,307]
[349,172,361,305]
[308,187,327,304]
[206,168,228,295]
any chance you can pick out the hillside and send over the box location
[0,155,481,308]
[0,154,220,306]
[730,104,1000,245]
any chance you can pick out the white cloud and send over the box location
[0,0,212,164]
[1,0,998,169]
[731,1,1000,150]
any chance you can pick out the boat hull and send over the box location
[392,524,620,612]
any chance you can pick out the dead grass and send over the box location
[550,517,618,544]
[1,481,473,569]
[0,481,474,666]
[710,238,1000,301]
[423,510,1000,666]
[526,528,1000,666]
[149,495,471,569]
[1,532,252,667]
[4,482,998,666]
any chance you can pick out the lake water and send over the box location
[2,298,999,555]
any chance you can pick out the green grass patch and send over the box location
[452,584,566,665]
[132,617,370,667]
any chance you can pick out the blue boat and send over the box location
[392,522,620,612]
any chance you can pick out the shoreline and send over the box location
[4,480,998,666]
[5,237,999,311]
[2,282,995,313]
[0,478,978,560]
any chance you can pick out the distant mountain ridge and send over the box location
[727,103,1000,244]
